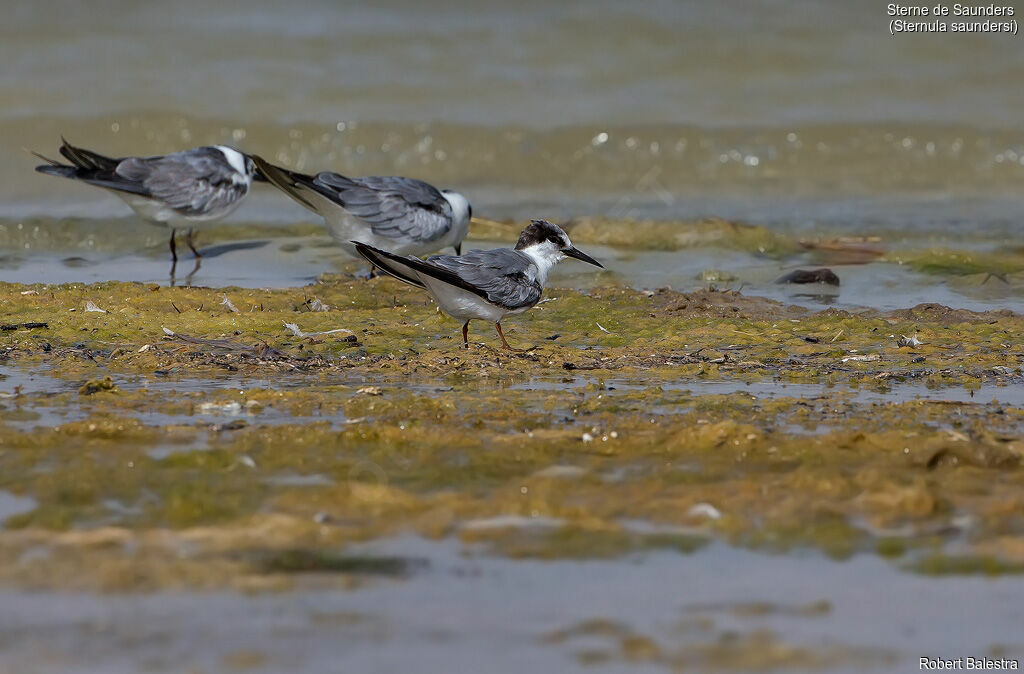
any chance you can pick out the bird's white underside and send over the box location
[114,190,247,229]
[422,276,513,322]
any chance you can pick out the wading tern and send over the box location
[251,155,472,261]
[354,219,602,350]
[34,138,259,265]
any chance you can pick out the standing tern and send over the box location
[34,138,259,263]
[251,155,472,260]
[354,219,603,350]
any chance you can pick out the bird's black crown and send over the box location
[515,219,569,250]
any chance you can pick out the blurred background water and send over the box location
[3,1,1023,219]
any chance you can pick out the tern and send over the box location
[34,138,259,263]
[354,219,603,350]
[251,155,472,260]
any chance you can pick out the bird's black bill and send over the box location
[564,246,603,268]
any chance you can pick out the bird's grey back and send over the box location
[116,147,248,217]
[313,173,453,243]
[426,248,542,310]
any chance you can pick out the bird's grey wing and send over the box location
[428,249,542,310]
[118,148,248,216]
[315,174,452,242]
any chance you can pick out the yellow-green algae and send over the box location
[0,277,1022,590]
[541,616,893,671]
[542,617,894,671]
[884,247,1024,278]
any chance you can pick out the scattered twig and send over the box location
[162,326,285,356]
[1,322,48,331]
[283,321,353,338]
[841,354,880,363]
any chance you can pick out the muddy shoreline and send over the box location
[0,276,1020,598]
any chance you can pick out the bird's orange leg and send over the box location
[495,322,530,352]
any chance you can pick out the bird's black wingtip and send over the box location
[352,241,376,260]
[28,149,61,166]
[35,164,76,178]
[250,155,319,208]
[350,242,427,289]
[58,136,79,161]
[351,241,387,276]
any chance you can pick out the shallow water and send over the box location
[3,231,1023,313]
[0,491,37,527]
[0,537,1020,674]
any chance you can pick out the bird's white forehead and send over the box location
[215,145,248,175]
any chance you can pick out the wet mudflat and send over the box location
[0,256,1022,671]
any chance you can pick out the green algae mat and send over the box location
[0,276,1022,591]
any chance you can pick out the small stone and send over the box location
[775,268,840,286]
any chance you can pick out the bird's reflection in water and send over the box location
[167,240,271,287]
